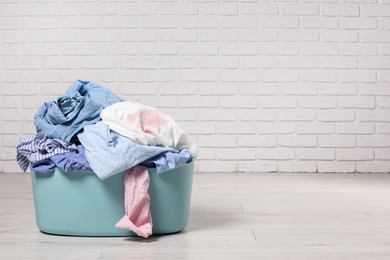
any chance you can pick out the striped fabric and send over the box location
[16,132,78,172]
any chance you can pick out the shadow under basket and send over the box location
[31,160,195,237]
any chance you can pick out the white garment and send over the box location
[100,101,198,157]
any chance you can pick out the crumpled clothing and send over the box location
[30,145,92,174]
[34,80,123,143]
[141,149,192,174]
[77,122,175,180]
[16,132,78,172]
[100,101,198,157]
[115,166,153,238]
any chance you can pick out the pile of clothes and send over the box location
[16,80,198,238]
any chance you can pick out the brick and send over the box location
[337,122,375,134]
[338,96,376,109]
[198,135,236,148]
[320,30,359,42]
[340,17,378,29]
[117,83,157,96]
[300,69,338,82]
[119,4,158,15]
[358,84,390,96]
[375,148,390,160]
[220,96,258,108]
[0,17,21,30]
[197,161,236,173]
[297,122,335,134]
[300,43,339,56]
[39,3,79,16]
[318,135,356,148]
[2,83,40,96]
[378,71,390,83]
[23,70,59,83]
[377,123,390,134]
[158,56,198,69]
[120,30,158,42]
[256,148,295,160]
[3,31,40,43]
[279,83,318,96]
[320,57,358,69]
[280,29,319,42]
[198,108,237,121]
[180,16,218,29]
[200,29,238,42]
[317,162,355,173]
[278,109,316,121]
[180,43,218,55]
[240,3,278,15]
[361,31,390,43]
[160,30,198,42]
[137,96,178,109]
[41,29,78,42]
[201,56,239,69]
[260,16,299,29]
[377,97,390,108]
[301,17,338,29]
[262,69,299,82]
[237,109,275,122]
[59,70,97,83]
[217,148,256,160]
[198,83,238,96]
[240,83,278,95]
[361,4,390,17]
[381,18,390,29]
[178,122,215,135]
[260,43,299,55]
[180,69,218,82]
[191,148,215,161]
[42,57,79,69]
[239,135,275,149]
[278,161,317,173]
[101,43,137,55]
[360,57,390,69]
[318,83,356,96]
[357,110,390,122]
[139,43,177,55]
[237,161,277,172]
[140,16,178,29]
[159,3,198,15]
[140,69,177,82]
[200,3,238,15]
[258,122,295,134]
[61,16,99,29]
[279,135,317,147]
[98,70,137,82]
[79,3,118,15]
[298,148,335,160]
[356,161,390,173]
[337,148,374,160]
[339,70,376,83]
[239,29,278,42]
[259,96,297,108]
[216,122,256,134]
[22,17,60,29]
[280,3,319,15]
[1,3,40,16]
[0,43,21,56]
[79,57,119,69]
[101,16,138,29]
[220,43,258,55]
[321,4,359,16]
[358,135,390,147]
[219,69,259,82]
[158,83,197,96]
[240,56,278,69]
[279,56,318,69]
[22,43,60,56]
[220,16,259,28]
[340,43,377,56]
[298,96,337,108]
[2,57,41,69]
[318,110,355,122]
[179,96,219,108]
[62,43,100,56]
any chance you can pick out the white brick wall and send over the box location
[1,1,390,174]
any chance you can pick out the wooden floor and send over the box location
[1,172,390,260]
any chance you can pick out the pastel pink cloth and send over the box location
[115,166,153,238]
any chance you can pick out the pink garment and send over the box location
[115,166,153,238]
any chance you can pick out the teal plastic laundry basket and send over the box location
[31,160,194,237]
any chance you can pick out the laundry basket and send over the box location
[31,160,194,237]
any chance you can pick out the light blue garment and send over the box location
[34,80,123,143]
[78,122,175,180]
[141,149,192,174]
